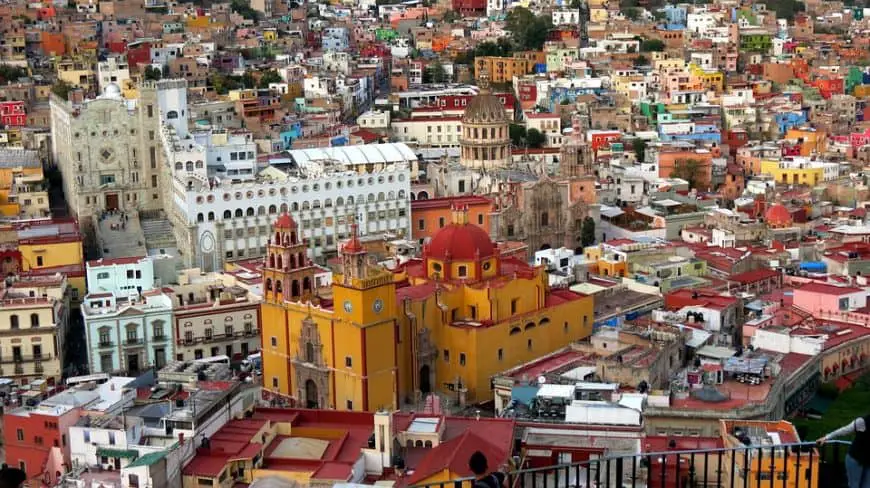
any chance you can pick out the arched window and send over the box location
[291,202,299,211]
[312,200,321,209]
[234,209,243,218]
[525,322,536,331]
[195,161,203,169]
[303,276,311,291]
[10,314,19,329]
[324,199,333,208]
[277,255,283,269]
[246,207,254,217]
[368,194,375,203]
[175,162,183,170]
[197,213,204,223]
[275,280,283,293]
[347,196,354,205]
[31,313,40,327]
[268,205,277,214]
[186,162,194,171]
[223,210,232,219]
[336,197,344,206]
[291,280,301,297]
[208,212,215,221]
[257,206,266,215]
[265,278,272,291]
[269,255,275,268]
[398,190,406,199]
[539,318,550,327]
[301,201,310,210]
[509,327,521,335]
[166,110,178,119]
[377,192,385,201]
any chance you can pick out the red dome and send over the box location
[765,203,792,227]
[428,223,495,261]
[275,212,297,229]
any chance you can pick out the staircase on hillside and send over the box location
[140,217,177,253]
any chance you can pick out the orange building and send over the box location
[657,148,714,190]
[411,195,493,244]
[40,32,65,56]
[785,127,827,156]
[720,420,818,488]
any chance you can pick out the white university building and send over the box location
[153,79,415,271]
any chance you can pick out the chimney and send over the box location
[178,433,184,444]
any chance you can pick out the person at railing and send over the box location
[469,451,507,488]
[818,415,870,488]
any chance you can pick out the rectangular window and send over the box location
[147,105,153,117]
[443,349,449,362]
[271,337,277,347]
[346,400,353,410]
[151,174,158,187]
[83,430,90,443]
[418,219,425,230]
[511,299,518,314]
[272,377,278,388]
[345,356,352,367]
[459,353,466,366]
[16,429,23,441]
[498,348,503,361]
[127,270,134,279]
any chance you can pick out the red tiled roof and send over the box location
[795,282,863,295]
[727,268,779,284]
[403,429,510,486]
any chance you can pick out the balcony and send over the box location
[0,354,53,364]
[414,441,852,488]
[152,335,168,343]
[98,341,113,349]
[124,338,144,347]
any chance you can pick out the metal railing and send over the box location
[412,441,852,488]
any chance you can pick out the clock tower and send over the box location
[332,223,398,411]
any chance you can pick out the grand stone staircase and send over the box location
[140,217,178,254]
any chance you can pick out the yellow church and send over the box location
[261,207,594,411]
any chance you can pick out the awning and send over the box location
[96,448,139,460]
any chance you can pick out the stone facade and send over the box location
[49,83,163,239]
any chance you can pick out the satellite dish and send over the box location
[537,376,547,385]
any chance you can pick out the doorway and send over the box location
[419,365,431,394]
[305,379,318,409]
[154,348,166,368]
[127,354,139,373]
[105,193,119,211]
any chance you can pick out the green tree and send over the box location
[430,61,448,83]
[581,217,596,247]
[506,7,553,50]
[51,80,73,100]
[442,10,461,22]
[640,38,665,52]
[143,66,162,81]
[671,158,703,189]
[230,0,261,20]
[509,124,527,146]
[632,138,647,161]
[633,55,649,67]
[623,6,640,20]
[0,65,27,84]
[258,69,283,88]
[761,0,805,21]
[525,128,546,148]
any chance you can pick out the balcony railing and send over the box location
[124,338,144,346]
[178,330,260,345]
[98,341,113,348]
[152,335,168,343]
[0,354,54,364]
[413,441,852,488]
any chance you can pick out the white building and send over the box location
[96,56,131,94]
[86,256,156,296]
[357,110,391,130]
[392,114,462,148]
[552,9,580,25]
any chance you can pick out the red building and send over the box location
[587,130,622,153]
[452,0,485,15]
[0,101,26,127]
[4,404,80,485]
[435,92,516,113]
[125,40,153,70]
[811,77,844,99]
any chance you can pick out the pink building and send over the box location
[792,282,866,315]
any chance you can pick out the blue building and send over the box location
[662,4,687,26]
[775,111,808,135]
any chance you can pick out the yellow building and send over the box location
[56,57,96,91]
[474,55,538,84]
[720,420,818,488]
[8,218,87,307]
[262,208,595,410]
[0,150,50,218]
[689,63,725,92]
[760,159,824,186]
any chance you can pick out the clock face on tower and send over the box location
[373,298,384,314]
[343,300,353,313]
